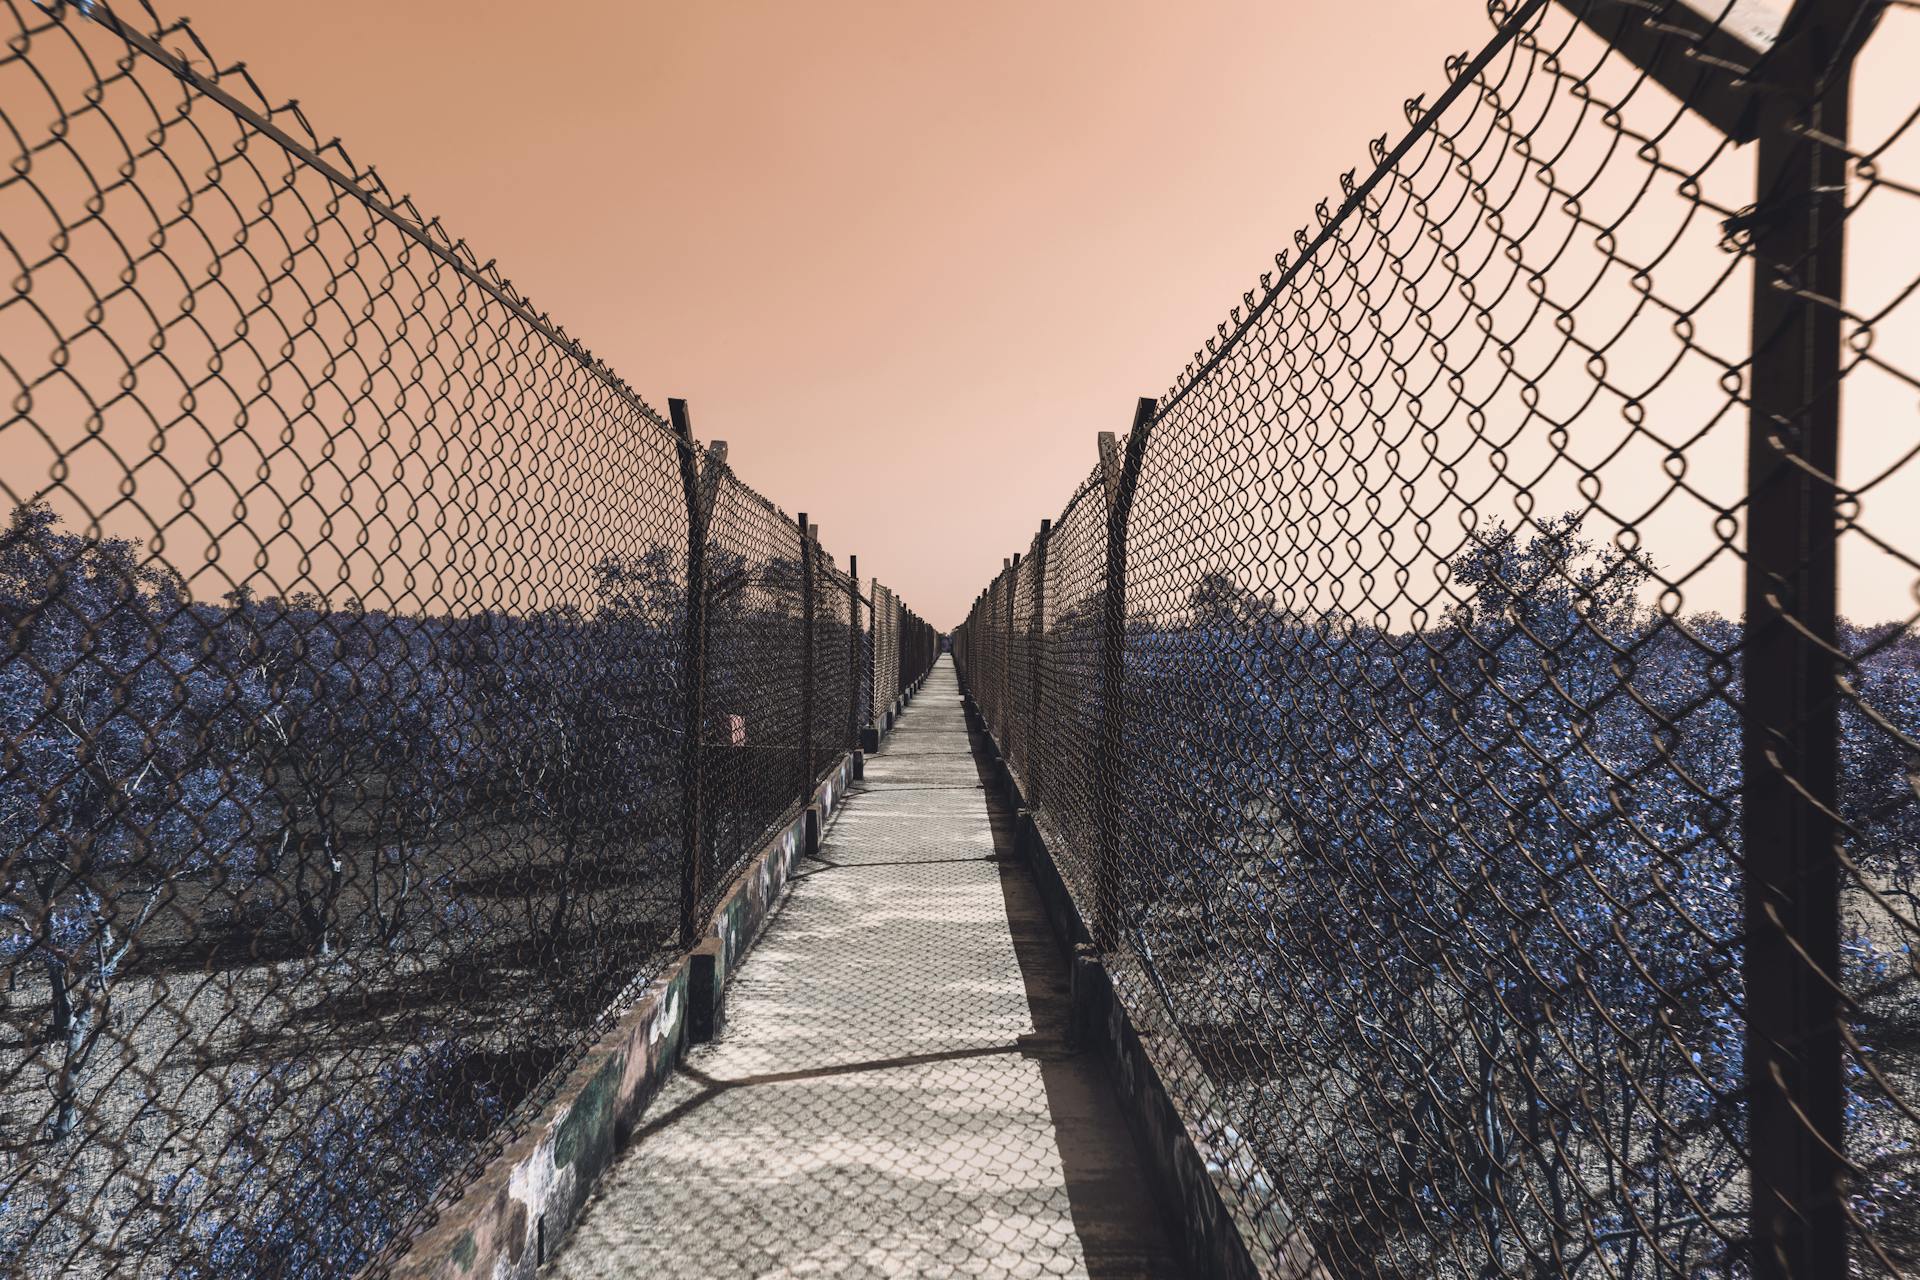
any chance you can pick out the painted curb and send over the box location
[381,750,861,1280]
[384,961,691,1280]
[958,670,1299,1280]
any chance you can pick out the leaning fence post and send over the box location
[848,555,863,753]
[672,402,725,948]
[873,584,889,737]
[1005,553,1020,749]
[798,513,816,809]
[1738,6,1860,1275]
[1026,521,1050,809]
[1090,399,1154,952]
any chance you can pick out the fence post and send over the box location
[1740,7,1862,1275]
[848,555,863,753]
[1027,520,1050,811]
[672,402,724,948]
[1005,553,1020,749]
[878,585,891,733]
[798,513,816,809]
[1091,399,1154,952]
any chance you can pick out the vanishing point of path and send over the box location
[549,657,1185,1279]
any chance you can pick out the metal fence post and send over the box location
[1091,399,1154,952]
[1027,519,1050,811]
[672,401,724,948]
[1543,4,1877,1270]
[880,592,892,719]
[848,555,863,752]
[1005,553,1020,749]
[798,512,816,808]
[1740,6,1864,1275]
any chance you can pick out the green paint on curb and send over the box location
[553,1052,625,1171]
[450,1231,476,1271]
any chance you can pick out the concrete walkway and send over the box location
[549,657,1183,1279]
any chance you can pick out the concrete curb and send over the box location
[384,753,861,1280]
[697,753,855,1034]
[956,679,1277,1280]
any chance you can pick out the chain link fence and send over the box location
[870,583,900,727]
[688,462,802,933]
[809,543,857,790]
[899,603,935,694]
[861,583,936,736]
[0,3,931,1274]
[957,1,1920,1276]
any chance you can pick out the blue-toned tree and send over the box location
[0,504,265,1137]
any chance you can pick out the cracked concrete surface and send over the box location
[548,658,1183,1279]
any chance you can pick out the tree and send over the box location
[1115,516,1754,1274]
[215,591,388,954]
[475,551,683,964]
[155,1040,502,1279]
[0,504,264,1137]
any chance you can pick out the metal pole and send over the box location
[1741,6,1863,1275]
[672,401,715,948]
[1027,520,1050,810]
[1092,399,1155,951]
[848,555,863,752]
[1005,553,1020,751]
[798,513,816,809]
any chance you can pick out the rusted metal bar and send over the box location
[1091,400,1155,951]
[848,555,863,755]
[1027,519,1051,811]
[1739,4,1869,1275]
[798,512,816,808]
[673,403,724,947]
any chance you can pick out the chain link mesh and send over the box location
[900,600,930,694]
[694,469,803,927]
[870,582,899,723]
[1028,472,1109,920]
[809,546,857,786]
[957,1,1920,1275]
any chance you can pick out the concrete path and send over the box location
[549,657,1184,1279]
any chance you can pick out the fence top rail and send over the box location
[1148,0,1553,421]
[1053,466,1105,532]
[62,0,674,440]
[1144,0,1839,425]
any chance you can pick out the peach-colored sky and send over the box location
[169,0,1495,628]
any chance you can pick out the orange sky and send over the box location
[167,0,1495,628]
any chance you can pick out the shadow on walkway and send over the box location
[965,701,1188,1280]
[547,658,1186,1279]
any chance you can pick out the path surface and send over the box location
[549,657,1183,1279]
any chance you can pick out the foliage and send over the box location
[155,1042,502,1280]
[0,505,694,1273]
[1115,515,1917,1277]
[0,504,268,1136]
